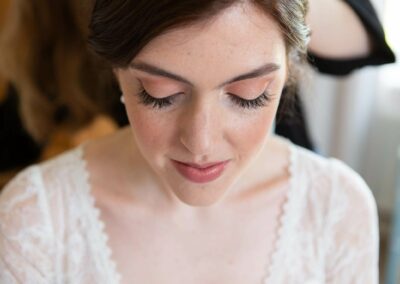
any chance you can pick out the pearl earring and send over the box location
[120,95,125,104]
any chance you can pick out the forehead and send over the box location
[134,3,286,87]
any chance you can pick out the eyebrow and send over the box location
[129,61,280,88]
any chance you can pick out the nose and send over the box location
[179,98,219,157]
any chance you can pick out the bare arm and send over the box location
[306,0,372,59]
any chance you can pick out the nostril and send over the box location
[179,132,212,156]
[178,101,217,155]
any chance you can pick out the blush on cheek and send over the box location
[130,112,160,146]
[230,110,275,158]
[127,109,175,166]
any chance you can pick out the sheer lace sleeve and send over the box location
[0,166,55,284]
[325,159,379,284]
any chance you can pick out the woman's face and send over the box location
[115,3,288,207]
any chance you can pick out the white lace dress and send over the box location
[0,141,379,284]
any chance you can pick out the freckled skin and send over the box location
[114,3,288,208]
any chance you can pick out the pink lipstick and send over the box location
[171,160,230,183]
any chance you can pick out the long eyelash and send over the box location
[137,87,273,110]
[228,92,273,109]
[136,87,173,109]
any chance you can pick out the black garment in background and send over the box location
[0,86,42,171]
[275,0,396,150]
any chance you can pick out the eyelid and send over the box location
[137,87,175,109]
[226,78,273,97]
[138,79,184,98]
[136,83,275,110]
[137,77,186,98]
[226,88,271,100]
[228,91,274,109]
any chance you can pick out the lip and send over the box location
[171,159,230,183]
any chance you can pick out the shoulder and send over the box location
[294,145,372,195]
[0,165,53,279]
[0,148,82,282]
[292,145,377,223]
[1,146,84,204]
[326,158,378,228]
[0,164,42,215]
[0,146,85,237]
[328,158,375,206]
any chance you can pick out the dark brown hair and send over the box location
[88,0,310,119]
[89,0,309,68]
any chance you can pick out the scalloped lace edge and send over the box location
[77,145,123,284]
[262,139,297,283]
[74,138,297,284]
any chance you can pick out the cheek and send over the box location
[227,74,285,154]
[126,106,175,156]
[228,104,278,157]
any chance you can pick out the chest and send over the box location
[96,190,287,284]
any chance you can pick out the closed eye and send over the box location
[227,92,274,109]
[135,87,275,110]
[136,87,177,109]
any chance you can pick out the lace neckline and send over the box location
[262,138,298,283]
[76,136,298,284]
[77,145,123,284]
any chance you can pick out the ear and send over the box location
[112,68,120,79]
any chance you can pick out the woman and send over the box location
[0,0,394,173]
[0,0,378,283]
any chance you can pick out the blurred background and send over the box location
[0,0,399,283]
[301,0,400,282]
